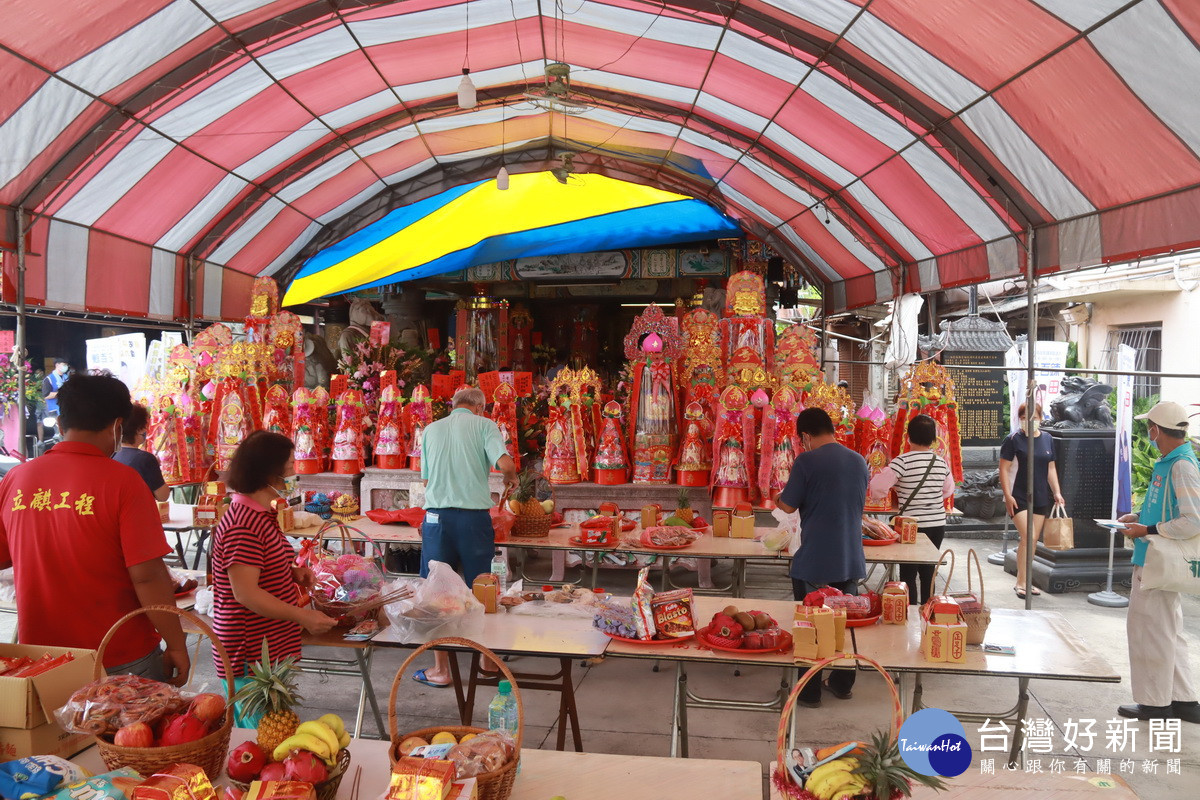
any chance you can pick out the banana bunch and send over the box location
[804,757,867,800]
[272,714,352,765]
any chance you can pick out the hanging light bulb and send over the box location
[457,69,476,109]
[496,165,510,190]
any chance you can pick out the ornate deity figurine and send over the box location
[593,400,629,485]
[889,361,964,491]
[262,384,291,439]
[758,386,803,507]
[374,384,405,469]
[675,401,711,487]
[491,381,521,470]
[719,271,775,389]
[544,367,600,484]
[855,395,894,514]
[405,384,433,471]
[331,389,366,475]
[624,306,683,484]
[291,388,323,474]
[711,385,755,508]
[214,391,248,473]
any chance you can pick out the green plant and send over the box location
[1129,394,1160,508]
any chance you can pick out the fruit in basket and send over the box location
[541,499,555,513]
[674,488,694,524]
[397,736,429,756]
[752,612,774,630]
[272,731,332,763]
[805,757,865,800]
[431,731,458,745]
[113,722,154,748]
[732,611,755,631]
[319,714,351,749]
[851,730,946,799]
[234,641,304,757]
[259,762,287,782]
[512,470,545,517]
[160,713,210,746]
[296,721,341,762]
[283,750,329,784]
[227,741,267,782]
[189,693,227,724]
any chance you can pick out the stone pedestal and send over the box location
[381,288,426,348]
[548,482,712,519]
[297,471,362,501]
[1004,542,1133,594]
[360,467,505,512]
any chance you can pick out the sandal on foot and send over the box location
[1014,587,1027,599]
[412,668,451,688]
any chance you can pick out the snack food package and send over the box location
[55,674,186,737]
[244,783,316,800]
[385,757,457,800]
[592,597,638,638]
[0,756,89,800]
[821,594,872,619]
[631,567,657,641]
[443,731,515,778]
[649,589,695,638]
[131,764,218,800]
[384,562,485,643]
[312,549,385,606]
[41,770,141,800]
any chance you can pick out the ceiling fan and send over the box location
[524,62,593,116]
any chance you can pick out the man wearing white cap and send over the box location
[1117,400,1200,722]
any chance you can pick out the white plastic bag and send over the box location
[383,561,485,642]
[765,507,801,552]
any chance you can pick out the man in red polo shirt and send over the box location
[0,373,189,685]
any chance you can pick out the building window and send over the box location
[1104,325,1162,400]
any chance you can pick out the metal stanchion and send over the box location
[1088,525,1129,607]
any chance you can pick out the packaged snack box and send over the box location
[944,621,968,664]
[386,757,456,800]
[711,510,731,538]
[792,621,818,661]
[640,504,660,529]
[882,582,908,625]
[893,515,919,544]
[922,624,949,662]
[472,575,498,614]
[730,502,755,539]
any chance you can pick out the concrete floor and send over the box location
[5,536,1197,797]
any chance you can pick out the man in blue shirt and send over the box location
[41,359,70,418]
[776,407,869,708]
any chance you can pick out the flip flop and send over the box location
[1014,587,1027,599]
[1030,587,1042,596]
[412,668,451,688]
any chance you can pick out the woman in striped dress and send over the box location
[869,415,955,604]
[211,431,336,723]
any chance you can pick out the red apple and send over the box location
[159,713,210,746]
[114,722,154,748]
[189,693,227,725]
[283,751,328,784]
[226,741,267,783]
[260,762,288,782]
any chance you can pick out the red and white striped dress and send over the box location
[211,495,302,678]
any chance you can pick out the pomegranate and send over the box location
[226,741,267,783]
[222,788,245,800]
[283,751,328,784]
[113,722,154,748]
[259,762,288,782]
[159,713,210,746]
[189,693,227,725]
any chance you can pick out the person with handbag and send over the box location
[998,402,1065,598]
[1115,400,1200,723]
[868,414,954,603]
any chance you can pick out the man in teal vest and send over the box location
[1117,401,1200,723]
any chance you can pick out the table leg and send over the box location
[553,657,583,752]
[669,662,690,759]
[447,653,468,725]
[1007,677,1030,769]
[590,554,600,590]
[734,560,746,598]
[898,672,916,718]
[462,654,480,726]
[191,531,209,570]
[353,649,385,739]
[550,550,566,582]
[697,559,714,590]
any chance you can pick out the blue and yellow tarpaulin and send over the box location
[282,172,741,305]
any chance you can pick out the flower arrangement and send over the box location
[336,340,435,408]
[0,353,39,411]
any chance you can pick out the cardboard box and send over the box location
[711,510,730,538]
[921,596,960,625]
[945,622,968,664]
[472,575,498,613]
[640,505,660,528]
[447,779,478,800]
[598,502,619,517]
[882,582,908,625]
[730,512,755,539]
[894,515,919,544]
[157,501,171,523]
[792,621,818,661]
[0,720,90,761]
[922,624,949,662]
[0,643,97,729]
[831,607,847,653]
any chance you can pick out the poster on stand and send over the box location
[1004,340,1069,432]
[1111,344,1135,517]
[86,333,146,388]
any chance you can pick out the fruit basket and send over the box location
[306,521,391,627]
[93,605,233,778]
[389,637,522,800]
[229,747,351,800]
[698,625,791,654]
[505,472,555,538]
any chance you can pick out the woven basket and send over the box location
[773,654,903,800]
[920,548,956,619]
[388,638,522,800]
[309,521,386,628]
[230,748,351,800]
[949,549,991,645]
[94,605,233,778]
[501,487,553,539]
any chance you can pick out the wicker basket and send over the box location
[501,487,553,539]
[772,654,903,800]
[388,638,522,800]
[309,521,386,628]
[949,549,991,645]
[94,605,234,778]
[230,748,351,800]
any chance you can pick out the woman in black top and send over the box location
[998,402,1065,598]
[113,404,171,502]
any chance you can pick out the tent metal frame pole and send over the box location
[1024,229,1037,611]
[14,209,27,459]
[186,257,197,344]
[819,294,829,372]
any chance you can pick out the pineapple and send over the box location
[233,640,304,756]
[853,730,946,799]
[512,470,545,517]
[674,488,694,524]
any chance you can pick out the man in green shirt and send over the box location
[413,387,517,687]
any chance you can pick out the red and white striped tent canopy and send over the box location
[2,0,1199,322]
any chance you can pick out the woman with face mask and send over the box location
[210,431,336,724]
[998,402,1065,598]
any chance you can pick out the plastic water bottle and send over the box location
[487,680,518,734]
[490,549,508,593]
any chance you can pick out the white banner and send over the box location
[1112,344,1135,517]
[85,333,146,389]
[1005,340,1070,432]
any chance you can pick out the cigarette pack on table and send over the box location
[792,621,818,661]
[387,757,456,800]
[711,510,731,538]
[472,574,499,613]
[944,621,968,664]
[882,582,908,624]
[894,515,919,544]
[640,504,660,528]
[730,503,755,539]
[922,623,949,662]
